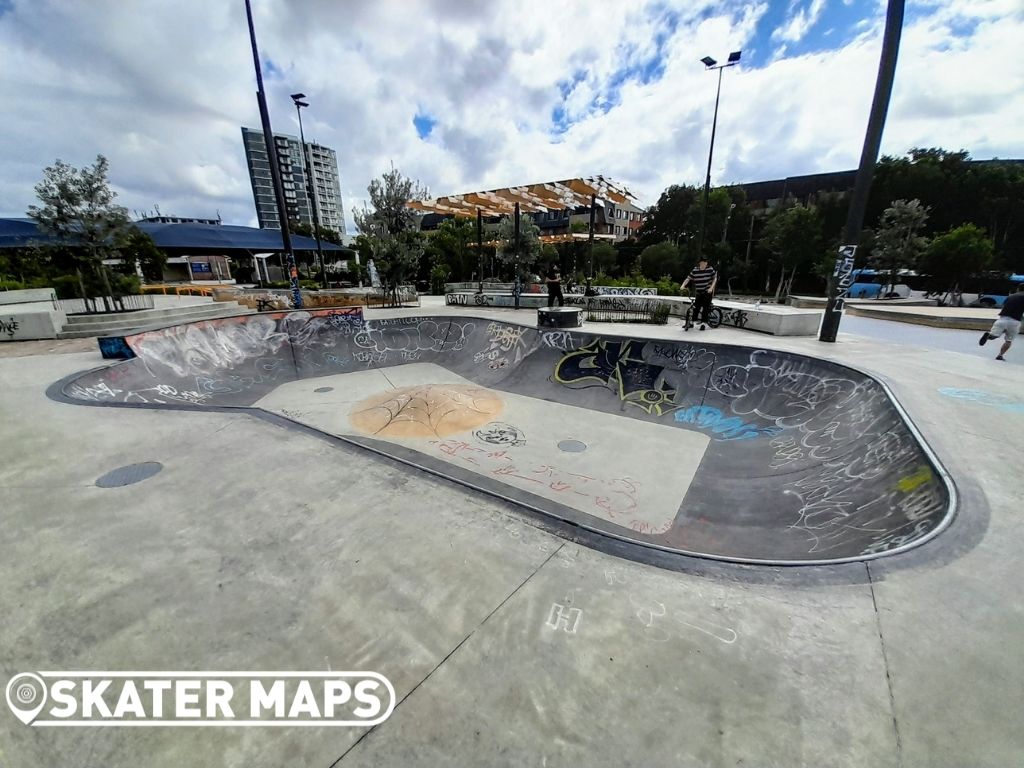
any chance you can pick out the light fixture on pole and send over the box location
[696,50,741,262]
[290,92,327,289]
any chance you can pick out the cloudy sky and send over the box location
[0,0,1021,230]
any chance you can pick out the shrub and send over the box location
[0,279,26,291]
[50,275,83,299]
[111,273,141,296]
[650,302,671,324]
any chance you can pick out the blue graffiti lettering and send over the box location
[674,405,783,440]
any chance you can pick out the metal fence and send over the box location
[584,296,672,324]
[56,294,155,315]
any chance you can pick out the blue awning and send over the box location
[0,218,344,253]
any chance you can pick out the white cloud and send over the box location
[0,0,1020,229]
[772,0,829,43]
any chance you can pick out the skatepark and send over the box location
[2,297,1021,766]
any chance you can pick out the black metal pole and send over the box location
[476,208,483,293]
[819,0,904,342]
[245,0,302,308]
[294,101,327,289]
[697,66,724,261]
[588,194,596,282]
[514,202,521,310]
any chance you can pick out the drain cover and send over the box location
[558,439,587,453]
[96,462,163,488]
[314,387,334,393]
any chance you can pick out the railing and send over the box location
[142,284,215,297]
[246,285,421,312]
[585,296,672,324]
[55,294,156,315]
[363,286,420,308]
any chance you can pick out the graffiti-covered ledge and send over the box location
[53,309,957,566]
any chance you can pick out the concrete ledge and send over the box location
[789,294,937,308]
[0,288,56,306]
[0,308,66,340]
[444,292,823,335]
[58,303,253,338]
[845,304,1024,334]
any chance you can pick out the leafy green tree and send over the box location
[429,257,452,294]
[590,242,618,277]
[27,155,132,299]
[121,227,167,283]
[870,199,930,295]
[353,166,428,303]
[919,223,996,301]
[495,214,541,280]
[639,241,681,282]
[759,204,824,300]
[428,216,476,280]
[637,184,700,249]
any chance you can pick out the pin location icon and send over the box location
[6,673,48,725]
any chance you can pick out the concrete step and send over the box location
[62,301,244,327]
[58,303,253,338]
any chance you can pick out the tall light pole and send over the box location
[244,0,302,308]
[819,0,904,342]
[290,92,327,288]
[696,50,741,262]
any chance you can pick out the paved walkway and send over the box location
[1,297,1022,766]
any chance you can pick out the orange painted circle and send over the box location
[350,384,504,438]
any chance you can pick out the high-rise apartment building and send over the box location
[241,127,346,235]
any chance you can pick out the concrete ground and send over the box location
[1,296,1022,767]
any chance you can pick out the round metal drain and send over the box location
[95,462,163,488]
[314,387,334,393]
[558,439,587,453]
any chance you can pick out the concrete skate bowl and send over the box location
[56,309,956,566]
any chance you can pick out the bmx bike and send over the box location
[681,289,723,330]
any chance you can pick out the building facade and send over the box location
[241,127,346,235]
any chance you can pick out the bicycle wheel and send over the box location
[708,306,723,328]
[683,305,694,330]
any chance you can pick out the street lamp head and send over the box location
[727,50,742,63]
[701,55,717,67]
[293,100,309,108]
[290,92,306,100]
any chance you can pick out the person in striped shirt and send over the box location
[680,257,718,330]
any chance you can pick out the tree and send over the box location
[352,163,428,237]
[759,204,824,301]
[870,199,930,295]
[353,166,429,303]
[27,155,132,300]
[427,216,476,281]
[636,184,700,249]
[121,227,167,283]
[920,223,995,302]
[590,242,618,277]
[639,241,681,281]
[495,214,541,279]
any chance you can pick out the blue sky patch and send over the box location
[413,112,437,139]
[263,57,281,79]
[746,0,877,64]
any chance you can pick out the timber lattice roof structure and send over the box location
[407,176,638,218]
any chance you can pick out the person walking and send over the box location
[980,283,1024,360]
[680,257,717,330]
[546,264,564,308]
